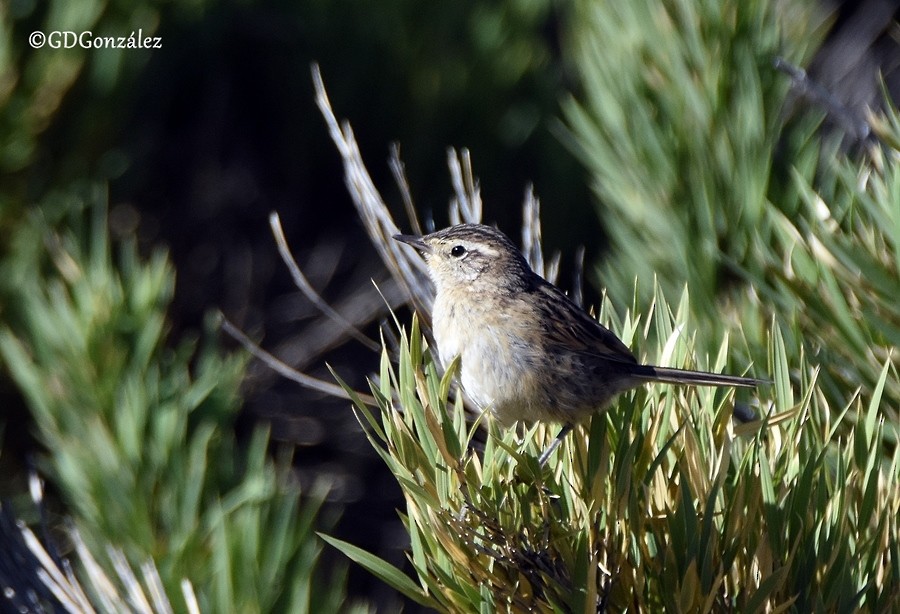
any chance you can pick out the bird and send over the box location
[393,223,761,464]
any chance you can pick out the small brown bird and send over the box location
[394,224,760,464]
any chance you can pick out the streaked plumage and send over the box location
[394,224,759,429]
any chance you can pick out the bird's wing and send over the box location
[532,281,638,364]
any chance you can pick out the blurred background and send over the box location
[1,0,899,609]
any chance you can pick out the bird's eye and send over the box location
[450,245,466,258]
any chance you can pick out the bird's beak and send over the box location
[393,234,432,253]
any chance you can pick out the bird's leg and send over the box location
[537,423,574,466]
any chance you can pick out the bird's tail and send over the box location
[631,365,761,388]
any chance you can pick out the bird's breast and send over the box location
[432,293,543,424]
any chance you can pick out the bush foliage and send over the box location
[563,0,899,419]
[0,189,349,612]
[329,298,898,611]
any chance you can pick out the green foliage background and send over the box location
[563,0,899,428]
[0,188,352,611]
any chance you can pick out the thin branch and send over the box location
[311,62,434,319]
[448,148,482,225]
[521,184,545,278]
[221,314,377,406]
[774,56,872,143]
[269,212,379,351]
[389,143,423,237]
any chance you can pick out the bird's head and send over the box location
[394,223,532,293]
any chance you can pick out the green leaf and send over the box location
[318,533,438,609]
[865,360,891,444]
[744,565,790,614]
